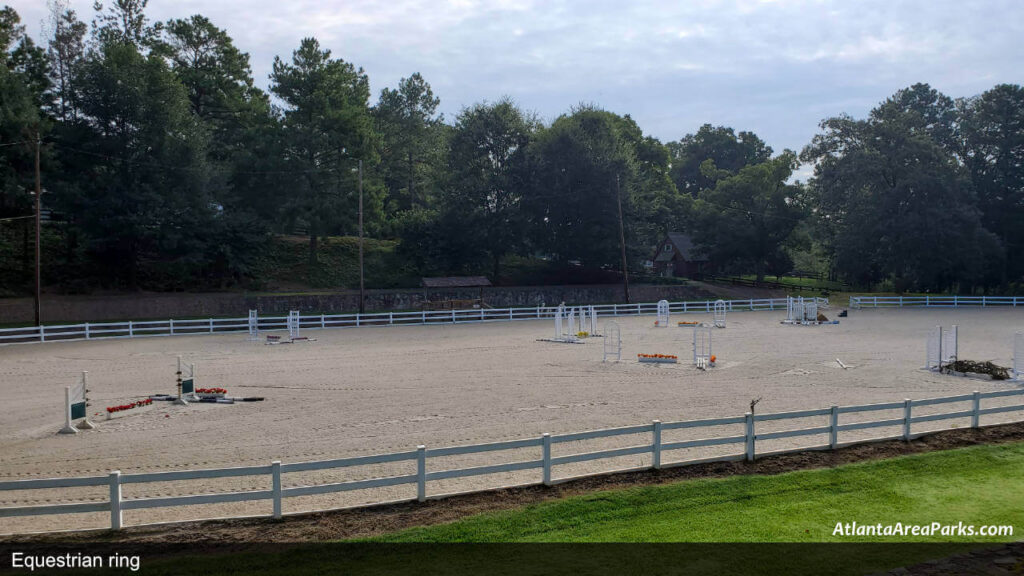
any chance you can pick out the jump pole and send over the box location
[59,371,93,434]
[76,371,94,430]
[174,356,189,406]
[59,386,77,434]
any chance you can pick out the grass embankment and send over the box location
[376,442,1023,543]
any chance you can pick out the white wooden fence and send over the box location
[2,387,1022,532]
[850,295,1024,309]
[0,297,827,346]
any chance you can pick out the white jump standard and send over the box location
[542,304,584,344]
[248,309,259,341]
[58,371,94,435]
[713,299,727,328]
[656,300,670,326]
[603,321,621,362]
[925,325,958,371]
[693,325,714,369]
[782,296,819,325]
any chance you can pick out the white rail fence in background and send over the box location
[0,297,827,346]
[2,388,1022,532]
[850,295,1024,309]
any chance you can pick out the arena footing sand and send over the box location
[1,307,1022,533]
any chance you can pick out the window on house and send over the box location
[663,245,672,252]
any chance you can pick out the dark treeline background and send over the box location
[1,1,1022,295]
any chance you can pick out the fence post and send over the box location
[39,325,45,343]
[85,322,90,340]
[109,471,122,530]
[356,313,361,327]
[389,312,393,325]
[321,314,325,329]
[971,391,980,429]
[652,420,662,470]
[271,460,282,519]
[829,406,839,449]
[541,433,553,486]
[169,319,174,335]
[417,445,426,502]
[209,318,214,333]
[745,412,755,461]
[903,399,912,441]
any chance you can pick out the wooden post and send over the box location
[416,445,426,502]
[745,412,755,461]
[652,420,662,470]
[109,471,122,530]
[829,405,839,449]
[615,174,630,303]
[542,433,552,486]
[271,461,282,519]
[34,133,41,327]
[971,391,980,429]
[903,399,912,441]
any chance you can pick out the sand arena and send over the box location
[1,306,1022,533]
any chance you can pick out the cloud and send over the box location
[12,0,1024,153]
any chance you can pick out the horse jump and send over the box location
[656,300,670,326]
[603,321,621,362]
[925,325,958,371]
[58,371,94,435]
[248,309,259,341]
[782,296,819,325]
[693,325,713,369]
[713,299,727,328]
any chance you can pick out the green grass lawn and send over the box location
[375,442,1023,543]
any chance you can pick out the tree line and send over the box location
[1,0,1021,295]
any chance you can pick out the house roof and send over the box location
[422,276,492,289]
[666,233,709,262]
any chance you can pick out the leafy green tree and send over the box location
[803,86,1001,291]
[436,98,537,277]
[666,124,772,196]
[693,152,806,281]
[374,72,445,213]
[66,40,211,287]
[960,84,1024,284]
[91,0,157,48]
[0,6,49,222]
[522,106,635,269]
[270,37,378,264]
[45,0,87,122]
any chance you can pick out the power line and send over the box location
[0,140,35,148]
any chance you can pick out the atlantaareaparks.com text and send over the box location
[833,521,1014,537]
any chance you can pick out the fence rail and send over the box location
[850,295,1024,309]
[2,388,1022,532]
[0,297,827,346]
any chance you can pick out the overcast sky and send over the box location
[12,0,1024,178]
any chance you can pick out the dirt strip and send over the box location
[884,541,1023,575]
[4,422,1023,544]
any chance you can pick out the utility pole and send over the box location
[34,132,41,327]
[615,174,630,303]
[358,159,365,314]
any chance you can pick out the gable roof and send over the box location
[666,232,709,262]
[422,276,492,289]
